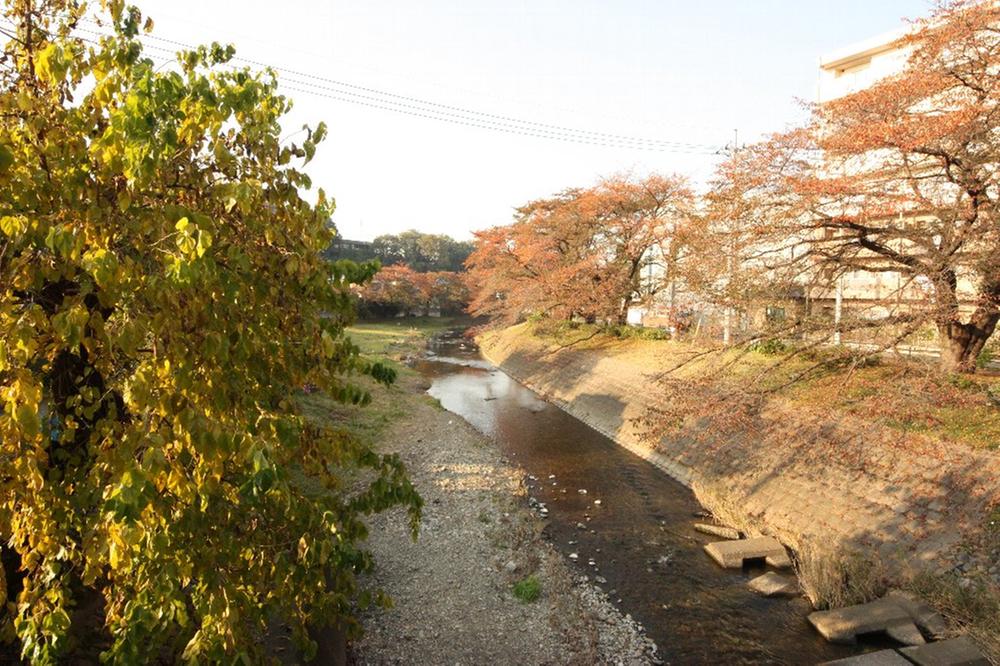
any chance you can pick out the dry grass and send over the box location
[794,544,890,610]
[908,572,1000,663]
[694,480,891,610]
[691,480,764,538]
[524,321,1000,450]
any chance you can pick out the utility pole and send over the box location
[722,129,740,346]
[833,276,843,345]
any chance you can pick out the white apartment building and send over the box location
[626,23,972,336]
[817,26,912,104]
[813,26,980,324]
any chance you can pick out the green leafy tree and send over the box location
[371,230,473,272]
[0,1,419,661]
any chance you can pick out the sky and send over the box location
[131,0,933,241]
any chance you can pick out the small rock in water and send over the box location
[748,572,798,597]
[595,576,607,584]
[569,553,579,561]
[576,522,587,530]
[693,523,740,540]
[578,489,588,495]
[548,474,556,479]
[594,499,602,506]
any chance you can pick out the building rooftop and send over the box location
[819,24,912,71]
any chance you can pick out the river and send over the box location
[413,329,886,664]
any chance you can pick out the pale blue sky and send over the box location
[134,1,931,240]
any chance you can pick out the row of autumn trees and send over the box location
[468,0,1000,374]
[323,230,473,317]
[358,264,470,317]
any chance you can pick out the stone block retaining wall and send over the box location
[479,326,1000,583]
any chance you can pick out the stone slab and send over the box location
[808,598,923,645]
[821,649,912,665]
[703,536,787,568]
[693,523,740,540]
[766,552,794,569]
[885,590,948,640]
[899,637,990,666]
[886,622,926,646]
[748,572,799,597]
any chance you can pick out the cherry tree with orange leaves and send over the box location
[701,0,1000,373]
[466,174,693,326]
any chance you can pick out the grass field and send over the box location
[347,317,465,362]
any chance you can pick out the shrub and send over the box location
[748,338,789,356]
[513,575,542,603]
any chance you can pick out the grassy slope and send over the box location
[517,320,1000,451]
[297,317,460,446]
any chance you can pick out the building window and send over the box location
[766,306,786,323]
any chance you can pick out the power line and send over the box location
[70,21,724,155]
[278,84,718,154]
[100,23,717,150]
[104,33,715,152]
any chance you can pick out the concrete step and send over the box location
[899,636,990,666]
[808,598,925,646]
[821,649,912,665]
[703,536,788,568]
[884,590,948,641]
[766,551,794,569]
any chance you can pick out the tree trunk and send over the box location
[938,315,998,374]
[932,268,999,374]
[615,302,629,327]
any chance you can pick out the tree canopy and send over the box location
[358,265,470,318]
[0,1,419,661]
[371,230,474,273]
[466,174,693,326]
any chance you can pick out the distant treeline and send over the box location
[324,229,473,273]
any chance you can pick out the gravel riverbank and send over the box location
[351,373,659,664]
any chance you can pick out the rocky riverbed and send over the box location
[351,373,658,664]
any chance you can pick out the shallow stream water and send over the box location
[414,329,883,665]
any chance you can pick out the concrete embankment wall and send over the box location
[479,325,1000,583]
